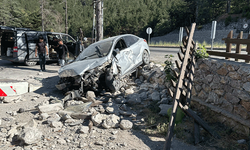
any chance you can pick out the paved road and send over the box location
[149,47,179,65]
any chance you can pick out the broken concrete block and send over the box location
[91,113,107,126]
[86,91,96,102]
[50,121,63,128]
[47,114,61,124]
[79,126,89,134]
[64,102,92,113]
[61,114,72,121]
[120,120,133,130]
[2,96,21,103]
[38,103,63,114]
[67,120,83,126]
[90,100,103,107]
[58,110,91,120]
[39,113,49,120]
[125,88,134,95]
[102,114,120,129]
[17,127,43,145]
[24,119,38,128]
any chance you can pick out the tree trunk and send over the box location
[96,0,103,41]
[65,0,68,34]
[41,0,44,32]
[227,0,231,13]
[195,1,199,24]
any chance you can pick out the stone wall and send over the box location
[191,58,250,136]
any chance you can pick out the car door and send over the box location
[113,38,133,76]
[61,34,76,56]
[123,35,141,65]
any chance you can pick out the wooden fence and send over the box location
[207,30,250,63]
[164,23,220,150]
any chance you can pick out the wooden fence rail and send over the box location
[164,23,220,150]
[207,30,250,63]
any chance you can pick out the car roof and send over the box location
[0,25,33,31]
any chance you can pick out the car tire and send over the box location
[142,50,150,65]
[24,55,37,66]
[105,69,120,93]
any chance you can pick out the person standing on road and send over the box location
[35,36,48,72]
[58,39,69,67]
[52,37,60,65]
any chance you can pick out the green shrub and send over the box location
[195,44,209,59]
[225,15,232,26]
[164,54,176,81]
[167,107,185,124]
[197,25,203,30]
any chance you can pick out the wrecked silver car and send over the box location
[56,34,150,94]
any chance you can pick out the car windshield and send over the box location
[75,38,114,61]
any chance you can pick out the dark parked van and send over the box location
[0,26,77,65]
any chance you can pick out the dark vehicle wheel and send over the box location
[105,69,120,92]
[24,55,37,66]
[142,50,150,65]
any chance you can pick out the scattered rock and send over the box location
[151,91,161,101]
[79,126,89,134]
[16,127,43,145]
[39,113,49,120]
[17,108,25,113]
[64,102,92,113]
[2,96,21,103]
[115,97,127,104]
[47,114,61,124]
[95,141,106,146]
[50,121,63,128]
[102,114,120,129]
[127,94,141,105]
[119,120,133,130]
[86,91,96,102]
[67,120,83,126]
[38,103,64,114]
[61,114,72,121]
[0,119,1,125]
[159,104,172,116]
[57,139,67,145]
[91,113,107,126]
[125,88,134,95]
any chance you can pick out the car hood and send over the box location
[58,57,109,77]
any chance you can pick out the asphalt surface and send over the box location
[149,47,180,65]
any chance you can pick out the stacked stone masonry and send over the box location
[192,58,250,136]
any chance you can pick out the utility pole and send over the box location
[65,0,68,34]
[96,0,103,41]
[41,0,44,31]
[92,0,96,43]
[101,0,103,38]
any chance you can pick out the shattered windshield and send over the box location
[76,38,114,61]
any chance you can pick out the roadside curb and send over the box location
[149,46,238,51]
[0,79,40,97]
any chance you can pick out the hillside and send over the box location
[151,15,250,46]
[1,0,250,39]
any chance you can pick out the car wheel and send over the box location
[105,69,120,92]
[142,50,150,65]
[24,55,37,66]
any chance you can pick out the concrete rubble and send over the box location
[0,62,175,149]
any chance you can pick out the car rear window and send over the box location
[123,35,139,47]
